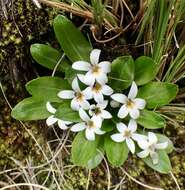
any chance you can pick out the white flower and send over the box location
[46,102,72,130]
[71,108,105,141]
[111,81,146,119]
[58,77,91,111]
[83,82,113,104]
[111,119,146,153]
[72,49,111,85]
[137,132,168,164]
[89,100,112,120]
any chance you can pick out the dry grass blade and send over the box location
[39,0,93,19]
[120,168,164,190]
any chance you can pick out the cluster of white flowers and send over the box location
[46,49,168,164]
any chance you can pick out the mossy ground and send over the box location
[0,1,185,189]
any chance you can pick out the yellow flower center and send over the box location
[92,83,102,93]
[75,92,84,102]
[87,120,95,129]
[94,107,101,115]
[92,65,101,75]
[126,99,135,109]
[123,129,131,137]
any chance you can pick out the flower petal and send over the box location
[128,119,137,132]
[71,122,86,132]
[134,98,146,109]
[116,122,127,133]
[111,134,125,142]
[148,132,158,144]
[137,150,149,158]
[83,87,93,100]
[77,74,85,84]
[111,94,127,104]
[102,85,113,96]
[98,100,108,109]
[71,98,80,111]
[99,61,111,73]
[84,71,95,85]
[46,102,56,114]
[90,49,101,65]
[128,81,138,99]
[63,120,73,125]
[58,120,68,130]
[92,116,102,128]
[85,128,95,141]
[118,105,129,118]
[96,73,108,85]
[79,108,90,121]
[46,115,57,126]
[94,128,105,135]
[126,138,135,153]
[137,139,149,149]
[94,92,104,104]
[58,90,75,99]
[72,77,80,92]
[72,61,91,71]
[101,110,112,119]
[155,142,168,149]
[132,133,147,142]
[129,108,140,119]
[150,151,159,165]
[80,100,90,110]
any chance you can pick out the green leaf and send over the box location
[30,44,69,71]
[101,120,115,132]
[53,15,92,62]
[156,134,174,154]
[138,82,178,108]
[137,110,166,129]
[104,135,129,167]
[55,101,81,122]
[134,56,156,85]
[11,97,50,121]
[109,56,134,90]
[143,150,172,174]
[72,132,100,166]
[26,77,71,102]
[87,142,104,169]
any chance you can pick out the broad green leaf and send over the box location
[72,132,100,166]
[11,97,50,121]
[137,110,166,129]
[156,134,174,154]
[55,101,81,122]
[30,44,69,71]
[134,56,156,85]
[87,142,104,169]
[101,120,115,132]
[104,135,129,167]
[53,15,92,62]
[138,82,178,108]
[143,150,172,174]
[109,56,134,90]
[26,77,71,102]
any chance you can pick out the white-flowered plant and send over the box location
[111,81,146,119]
[58,77,91,111]
[111,120,146,153]
[88,100,112,120]
[46,102,72,130]
[137,132,168,164]
[12,16,178,173]
[73,49,111,85]
[71,108,105,141]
